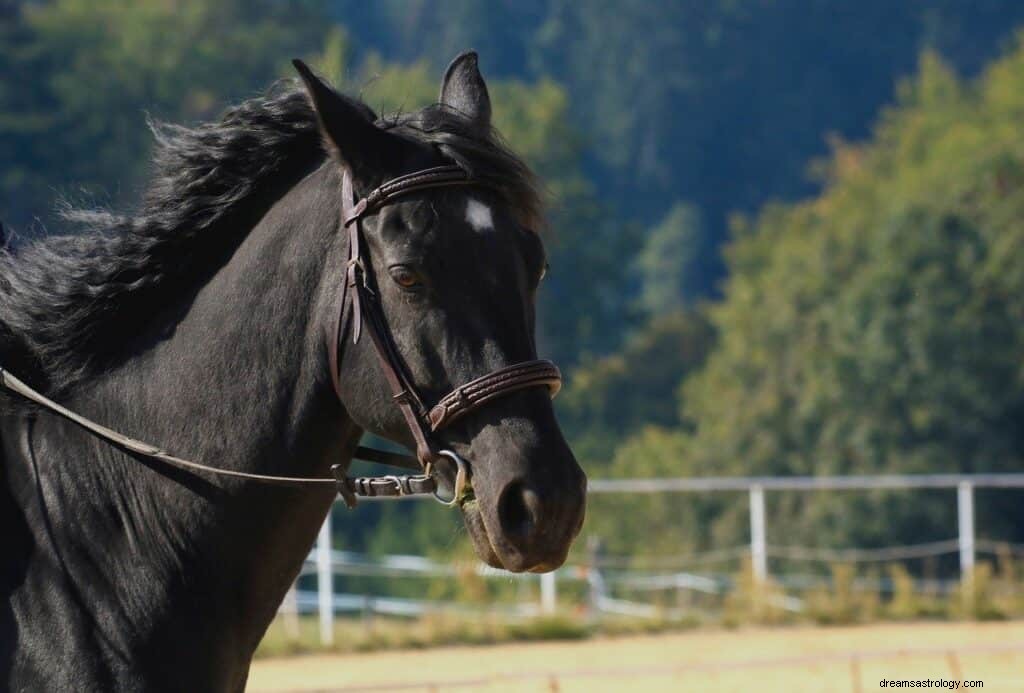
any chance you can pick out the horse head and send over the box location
[297,54,587,573]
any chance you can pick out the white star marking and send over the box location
[465,198,495,232]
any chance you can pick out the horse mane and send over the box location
[0,84,324,399]
[0,79,542,403]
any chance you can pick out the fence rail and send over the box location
[586,472,1024,493]
[297,472,1024,644]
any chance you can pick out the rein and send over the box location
[0,163,561,509]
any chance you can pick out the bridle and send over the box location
[0,163,561,509]
[328,163,560,506]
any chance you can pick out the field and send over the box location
[248,620,1024,692]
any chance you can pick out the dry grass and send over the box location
[256,614,591,658]
[248,620,1024,692]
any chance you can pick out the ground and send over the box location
[248,620,1024,692]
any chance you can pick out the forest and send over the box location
[2,1,1023,562]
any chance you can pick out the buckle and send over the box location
[382,475,412,497]
[344,199,368,226]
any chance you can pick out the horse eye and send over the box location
[389,266,423,290]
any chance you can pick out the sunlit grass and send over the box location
[256,613,594,658]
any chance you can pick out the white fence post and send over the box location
[317,511,334,646]
[749,485,767,582]
[957,481,975,579]
[540,570,557,615]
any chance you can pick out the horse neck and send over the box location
[16,164,356,684]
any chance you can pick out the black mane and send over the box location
[0,81,541,400]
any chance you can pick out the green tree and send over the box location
[558,310,714,466]
[581,427,719,559]
[632,202,707,317]
[683,47,1024,551]
[1,0,327,228]
[0,1,61,231]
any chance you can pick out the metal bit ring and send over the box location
[431,450,469,506]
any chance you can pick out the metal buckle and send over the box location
[382,475,410,496]
[428,450,469,506]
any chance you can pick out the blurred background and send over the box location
[3,0,1024,687]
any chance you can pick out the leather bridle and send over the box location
[327,163,560,506]
[0,163,562,509]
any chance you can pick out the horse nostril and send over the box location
[498,481,542,545]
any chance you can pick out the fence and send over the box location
[290,472,1024,645]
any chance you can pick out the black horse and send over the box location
[0,53,586,691]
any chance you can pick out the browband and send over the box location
[343,165,473,227]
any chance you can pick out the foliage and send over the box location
[632,202,708,316]
[0,0,327,231]
[577,427,731,559]
[557,310,714,466]
[805,563,879,625]
[684,45,1024,550]
[257,613,588,658]
[722,560,791,626]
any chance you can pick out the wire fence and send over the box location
[283,472,1024,645]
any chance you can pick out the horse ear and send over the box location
[292,59,403,179]
[439,51,492,130]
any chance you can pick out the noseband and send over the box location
[0,164,561,509]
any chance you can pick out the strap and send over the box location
[0,367,335,488]
[347,474,435,498]
[341,168,440,467]
[428,360,562,431]
[356,275,439,465]
[343,165,471,227]
[351,446,422,472]
[0,366,431,503]
[343,169,364,346]
[326,166,362,397]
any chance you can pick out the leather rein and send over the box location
[0,163,561,509]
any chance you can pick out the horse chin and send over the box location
[460,501,506,569]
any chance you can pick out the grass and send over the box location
[258,557,1024,658]
[256,613,592,658]
[248,620,1024,692]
